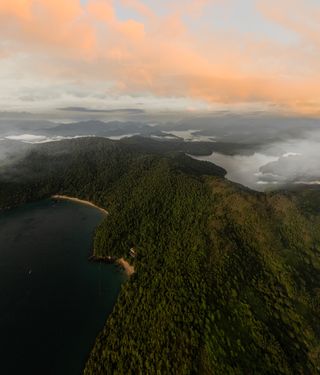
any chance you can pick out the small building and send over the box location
[130,248,137,258]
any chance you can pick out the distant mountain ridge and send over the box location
[41,120,164,137]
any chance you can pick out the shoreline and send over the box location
[90,255,135,276]
[52,196,134,276]
[117,258,135,276]
[51,195,108,215]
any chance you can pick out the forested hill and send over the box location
[0,137,320,374]
[0,137,226,210]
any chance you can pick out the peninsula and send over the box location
[0,137,319,375]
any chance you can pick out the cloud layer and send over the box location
[1,0,320,113]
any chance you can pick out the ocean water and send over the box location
[0,199,125,374]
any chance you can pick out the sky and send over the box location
[1,0,320,114]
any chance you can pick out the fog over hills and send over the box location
[0,110,319,191]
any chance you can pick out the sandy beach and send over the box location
[117,258,135,276]
[52,195,108,215]
[53,196,134,276]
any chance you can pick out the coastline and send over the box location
[90,255,135,277]
[51,195,108,215]
[117,258,135,276]
[52,195,134,276]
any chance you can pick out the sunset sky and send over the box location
[1,0,320,114]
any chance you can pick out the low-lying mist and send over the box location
[0,110,319,191]
[194,129,320,191]
[258,131,320,186]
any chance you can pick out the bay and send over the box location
[0,199,124,375]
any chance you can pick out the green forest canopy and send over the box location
[0,137,319,374]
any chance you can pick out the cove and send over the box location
[0,199,125,375]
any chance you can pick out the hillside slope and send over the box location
[86,176,320,374]
[0,137,319,374]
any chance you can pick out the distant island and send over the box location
[0,137,319,374]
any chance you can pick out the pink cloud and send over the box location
[1,0,320,114]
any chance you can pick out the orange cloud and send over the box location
[1,0,320,114]
[120,0,155,21]
[87,0,115,22]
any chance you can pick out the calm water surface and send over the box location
[0,199,125,375]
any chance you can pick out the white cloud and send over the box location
[192,129,320,191]
[282,152,302,158]
[5,134,95,144]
